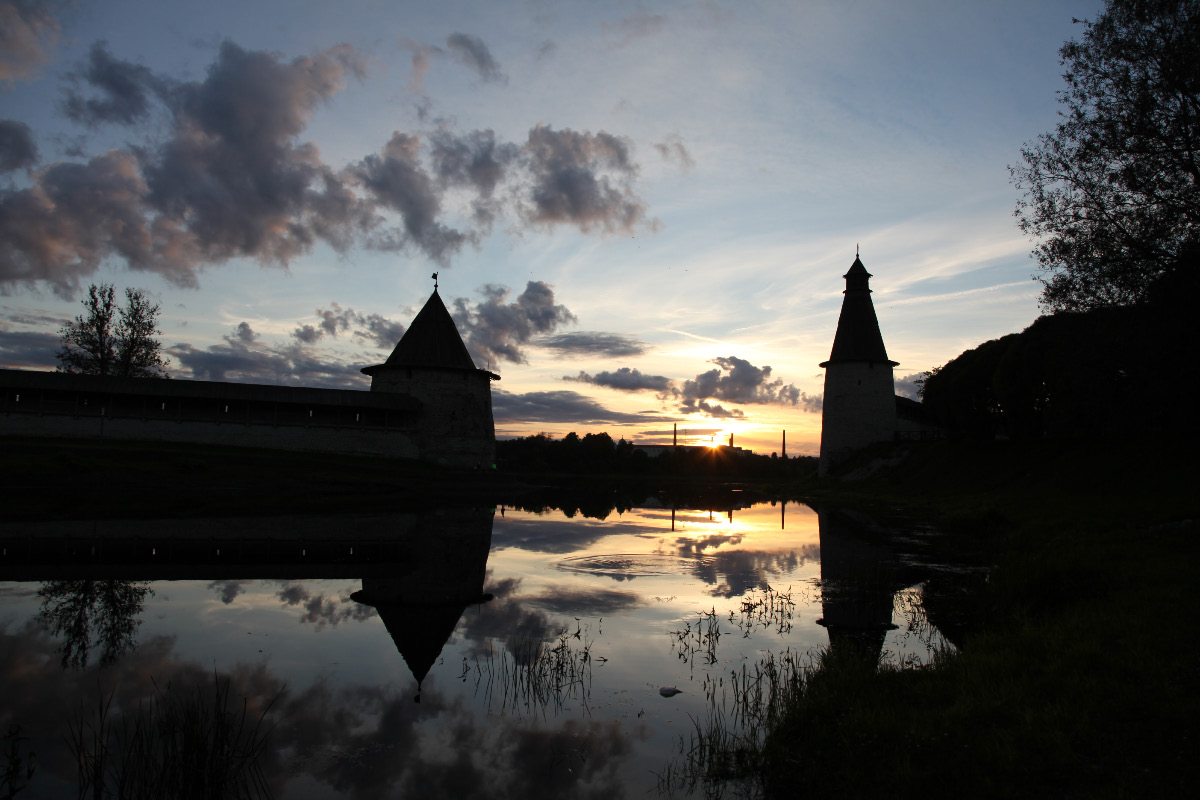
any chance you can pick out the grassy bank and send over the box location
[758,437,1199,798]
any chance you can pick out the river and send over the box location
[0,498,980,798]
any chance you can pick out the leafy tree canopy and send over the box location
[1012,0,1200,311]
[56,282,170,378]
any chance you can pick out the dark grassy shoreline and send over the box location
[759,436,1200,798]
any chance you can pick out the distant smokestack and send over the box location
[782,430,787,459]
[673,423,677,448]
[729,433,734,447]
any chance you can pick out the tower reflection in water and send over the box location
[351,506,495,702]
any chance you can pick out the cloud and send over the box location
[603,12,668,47]
[62,42,171,126]
[690,399,744,419]
[492,388,666,425]
[291,324,322,344]
[519,125,651,234]
[288,303,404,348]
[0,41,373,294]
[0,119,37,171]
[0,150,151,295]
[233,321,257,342]
[653,134,694,170]
[445,33,506,83]
[169,323,370,388]
[565,367,671,393]
[0,625,637,800]
[453,281,576,366]
[1,41,658,296]
[429,128,517,197]
[353,313,405,349]
[399,38,436,91]
[895,372,924,400]
[523,585,642,617]
[0,0,62,83]
[354,132,472,264]
[207,579,250,604]
[276,581,376,630]
[677,355,810,417]
[536,331,648,357]
[0,328,58,369]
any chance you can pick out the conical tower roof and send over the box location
[366,289,478,373]
[820,256,897,367]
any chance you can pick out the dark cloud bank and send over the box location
[567,355,821,420]
[0,35,661,296]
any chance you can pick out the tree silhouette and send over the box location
[35,580,154,670]
[57,283,170,377]
[1011,0,1200,311]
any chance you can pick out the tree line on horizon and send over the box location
[496,431,816,479]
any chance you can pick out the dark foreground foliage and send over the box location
[757,437,1199,799]
[920,260,1199,441]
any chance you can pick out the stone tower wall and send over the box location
[819,361,896,475]
[369,368,496,467]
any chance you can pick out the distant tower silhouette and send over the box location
[818,253,897,476]
[361,282,499,467]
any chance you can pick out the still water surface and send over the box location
[1,500,969,798]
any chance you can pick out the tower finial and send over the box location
[431,272,439,290]
[856,243,859,257]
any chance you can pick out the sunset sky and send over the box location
[0,0,1103,455]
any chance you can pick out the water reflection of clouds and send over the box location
[207,579,250,604]
[492,516,627,554]
[0,625,642,799]
[690,549,812,598]
[674,533,744,553]
[522,584,642,617]
[276,582,377,630]
[458,575,639,662]
[203,579,379,629]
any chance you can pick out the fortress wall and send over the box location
[1,369,421,460]
[1,406,420,459]
[819,362,896,474]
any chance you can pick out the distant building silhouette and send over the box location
[0,285,499,468]
[819,255,898,476]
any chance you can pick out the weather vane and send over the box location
[432,272,439,289]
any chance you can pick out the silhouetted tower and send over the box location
[818,254,897,476]
[362,284,499,467]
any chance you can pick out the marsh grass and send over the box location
[461,622,594,718]
[2,724,36,799]
[729,585,797,638]
[658,647,820,799]
[671,608,722,671]
[68,674,276,800]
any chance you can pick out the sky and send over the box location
[0,0,1105,456]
